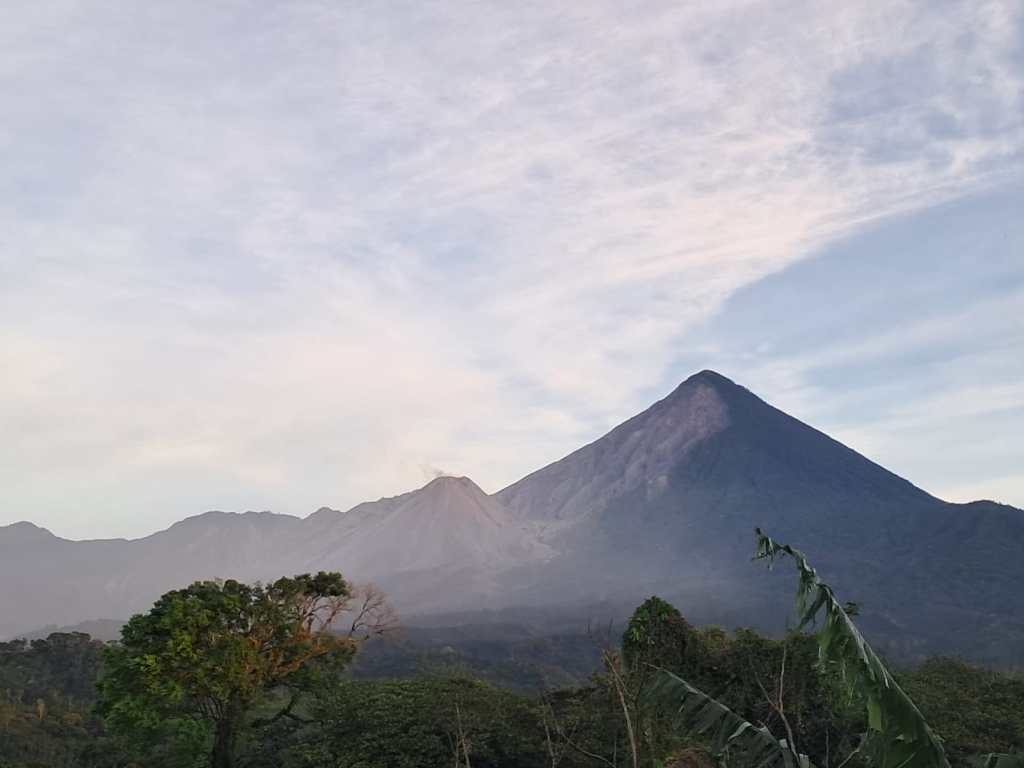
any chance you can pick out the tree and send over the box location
[620,596,700,765]
[97,572,394,768]
[622,596,693,675]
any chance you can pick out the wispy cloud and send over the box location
[1,1,1022,536]
[675,183,1024,508]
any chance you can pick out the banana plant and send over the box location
[753,528,949,768]
[642,529,955,768]
[643,666,814,768]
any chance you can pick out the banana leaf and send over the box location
[644,666,814,768]
[754,528,950,768]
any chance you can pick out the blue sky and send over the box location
[2,1,1022,538]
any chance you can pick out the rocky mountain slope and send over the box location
[3,371,1022,663]
[497,371,1024,662]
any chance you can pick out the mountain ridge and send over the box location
[3,370,1022,664]
[0,371,994,543]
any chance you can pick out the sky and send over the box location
[1,1,1022,540]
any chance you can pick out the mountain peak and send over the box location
[672,369,742,397]
[0,521,56,543]
[423,475,483,493]
[295,472,547,588]
[685,368,733,385]
[654,369,746,414]
[497,371,734,522]
[416,475,492,511]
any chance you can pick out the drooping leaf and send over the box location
[753,528,950,768]
[643,667,815,768]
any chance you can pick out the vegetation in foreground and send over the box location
[1,532,1022,767]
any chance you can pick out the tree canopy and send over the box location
[96,572,392,768]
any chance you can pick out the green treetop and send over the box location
[97,572,394,768]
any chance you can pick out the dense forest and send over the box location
[1,534,1022,768]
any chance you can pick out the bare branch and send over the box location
[345,583,399,642]
[603,650,640,768]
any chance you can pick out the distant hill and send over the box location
[3,370,1023,664]
[17,619,126,643]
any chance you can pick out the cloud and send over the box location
[1,1,1022,536]
[668,183,1024,509]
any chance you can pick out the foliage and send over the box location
[641,529,965,768]
[644,667,813,767]
[629,601,845,768]
[621,595,859,767]
[899,658,1024,765]
[350,624,602,692]
[261,676,549,768]
[540,682,637,767]
[694,629,861,764]
[0,633,105,706]
[754,528,950,768]
[968,756,1024,768]
[0,633,116,768]
[3,561,1023,768]
[623,596,693,674]
[95,572,375,768]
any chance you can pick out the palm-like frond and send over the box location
[753,528,950,768]
[644,667,814,768]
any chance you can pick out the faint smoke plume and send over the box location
[419,464,453,481]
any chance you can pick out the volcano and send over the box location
[3,371,1022,663]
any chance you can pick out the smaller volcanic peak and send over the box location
[414,475,498,519]
[423,474,481,490]
[419,475,480,495]
[375,475,512,540]
[302,473,550,588]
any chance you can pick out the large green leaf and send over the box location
[644,667,814,768]
[754,528,950,768]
